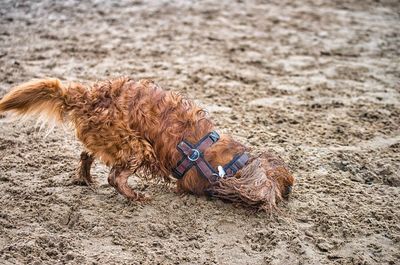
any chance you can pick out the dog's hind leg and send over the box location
[73,151,96,188]
[108,165,150,202]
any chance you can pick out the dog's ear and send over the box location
[209,152,295,211]
[210,158,281,211]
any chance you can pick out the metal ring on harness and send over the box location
[188,149,200,161]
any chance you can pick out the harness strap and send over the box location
[224,153,249,177]
[172,131,220,181]
[172,131,249,183]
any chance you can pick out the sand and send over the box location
[0,0,399,264]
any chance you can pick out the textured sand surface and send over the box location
[0,0,399,264]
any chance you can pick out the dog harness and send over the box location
[172,131,249,182]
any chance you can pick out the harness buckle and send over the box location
[188,149,200,161]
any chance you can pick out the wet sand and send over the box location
[0,0,399,264]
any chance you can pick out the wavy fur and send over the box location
[0,77,294,209]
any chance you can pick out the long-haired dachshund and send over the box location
[0,77,294,211]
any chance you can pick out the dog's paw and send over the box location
[86,181,99,192]
[133,193,152,204]
[70,176,99,192]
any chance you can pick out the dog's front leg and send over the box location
[73,151,96,188]
[108,166,150,202]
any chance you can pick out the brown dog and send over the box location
[0,77,294,210]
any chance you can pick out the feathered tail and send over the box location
[0,78,68,123]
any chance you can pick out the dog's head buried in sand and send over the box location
[0,77,294,211]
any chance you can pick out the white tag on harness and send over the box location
[217,166,226,178]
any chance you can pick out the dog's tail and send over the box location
[0,78,72,123]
